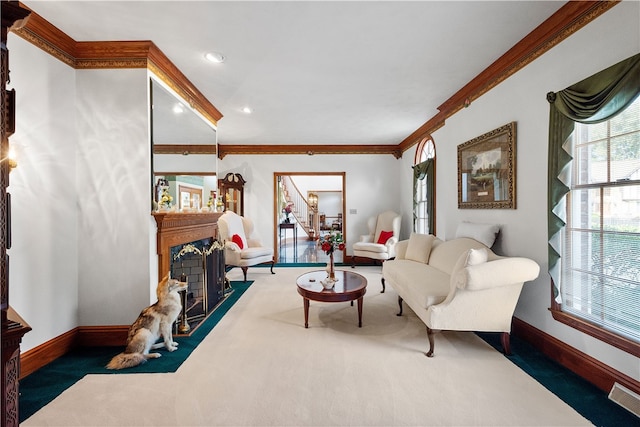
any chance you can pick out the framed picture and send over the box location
[457,122,516,209]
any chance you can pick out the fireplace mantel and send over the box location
[152,212,223,279]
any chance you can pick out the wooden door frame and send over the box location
[273,172,346,263]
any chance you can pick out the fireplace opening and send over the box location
[170,238,227,334]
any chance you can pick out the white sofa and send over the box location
[382,233,540,357]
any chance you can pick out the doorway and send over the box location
[273,172,345,264]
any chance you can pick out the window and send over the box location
[414,137,435,234]
[560,96,640,346]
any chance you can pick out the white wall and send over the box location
[7,35,79,351]
[75,68,152,326]
[8,35,155,350]
[399,2,639,380]
[218,153,403,255]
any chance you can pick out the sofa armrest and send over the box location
[456,257,540,291]
[359,234,373,243]
[225,241,242,252]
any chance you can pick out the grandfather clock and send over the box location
[218,172,246,216]
[1,2,32,427]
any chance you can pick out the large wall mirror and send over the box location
[150,77,218,211]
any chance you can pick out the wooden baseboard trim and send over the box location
[20,328,78,379]
[20,325,129,379]
[76,325,129,348]
[512,317,640,396]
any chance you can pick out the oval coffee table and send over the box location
[296,270,367,328]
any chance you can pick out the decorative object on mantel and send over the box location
[457,121,516,209]
[318,231,345,288]
[160,188,173,210]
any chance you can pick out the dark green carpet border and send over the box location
[19,280,253,423]
[476,332,640,427]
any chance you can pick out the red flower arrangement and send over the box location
[318,231,345,255]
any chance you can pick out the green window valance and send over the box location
[547,52,640,301]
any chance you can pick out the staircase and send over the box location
[280,176,318,240]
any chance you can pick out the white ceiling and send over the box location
[21,1,564,147]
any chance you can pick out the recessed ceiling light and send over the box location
[241,106,252,114]
[173,103,185,114]
[204,52,225,63]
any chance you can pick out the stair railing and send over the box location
[281,175,316,239]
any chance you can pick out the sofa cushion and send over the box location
[373,211,400,244]
[455,222,500,248]
[450,248,488,289]
[428,238,488,275]
[377,230,393,244]
[405,233,434,263]
[240,246,273,260]
[353,242,389,254]
[232,234,245,249]
[220,211,248,245]
[384,260,450,308]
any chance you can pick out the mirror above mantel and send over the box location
[151,77,218,211]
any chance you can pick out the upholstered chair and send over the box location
[351,210,401,291]
[218,211,275,282]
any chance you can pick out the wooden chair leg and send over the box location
[396,296,403,316]
[426,327,435,357]
[241,267,248,282]
[501,332,512,355]
[381,277,386,293]
[269,260,275,275]
[351,255,356,268]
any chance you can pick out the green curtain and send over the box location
[412,159,434,234]
[547,53,640,302]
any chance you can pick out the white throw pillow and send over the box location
[405,233,434,263]
[450,248,488,289]
[455,222,500,248]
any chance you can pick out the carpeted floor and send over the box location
[19,280,254,423]
[19,266,637,426]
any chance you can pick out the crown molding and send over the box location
[217,144,402,159]
[11,5,222,125]
[398,0,619,153]
[153,144,217,155]
[12,1,617,157]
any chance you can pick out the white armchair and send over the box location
[218,211,275,282]
[351,210,401,291]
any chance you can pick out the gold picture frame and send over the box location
[457,122,516,209]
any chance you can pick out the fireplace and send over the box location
[171,238,226,332]
[153,212,225,333]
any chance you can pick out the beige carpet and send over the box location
[23,266,591,426]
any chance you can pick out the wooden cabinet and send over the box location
[2,3,32,426]
[218,173,246,216]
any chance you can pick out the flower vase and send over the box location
[328,251,335,280]
[322,254,336,290]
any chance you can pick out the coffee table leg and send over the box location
[357,297,363,327]
[303,297,310,328]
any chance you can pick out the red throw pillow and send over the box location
[231,234,244,249]
[377,230,393,244]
